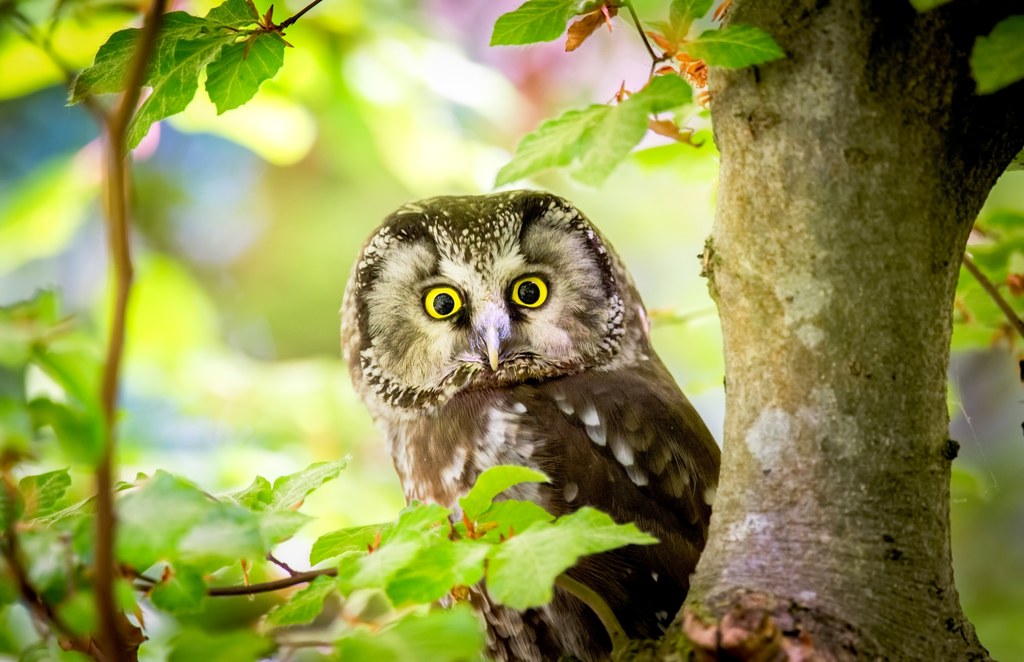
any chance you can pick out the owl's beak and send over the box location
[474,302,510,372]
[484,325,501,372]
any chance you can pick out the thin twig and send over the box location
[268,553,300,577]
[555,574,628,654]
[277,0,328,30]
[963,253,1024,342]
[622,1,664,76]
[94,0,168,658]
[208,567,337,596]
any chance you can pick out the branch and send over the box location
[622,1,664,76]
[963,252,1024,342]
[268,553,300,577]
[555,574,628,654]
[276,0,328,30]
[207,567,337,596]
[94,0,168,658]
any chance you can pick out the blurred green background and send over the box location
[0,0,1021,658]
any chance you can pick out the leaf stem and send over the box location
[208,567,337,596]
[962,252,1024,341]
[622,1,663,75]
[268,553,300,577]
[95,0,167,658]
[277,0,327,30]
[555,574,628,654]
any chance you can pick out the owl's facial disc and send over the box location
[344,191,632,409]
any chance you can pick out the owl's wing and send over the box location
[500,359,720,638]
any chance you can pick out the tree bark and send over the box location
[653,1,1024,659]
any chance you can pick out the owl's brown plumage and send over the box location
[341,190,719,661]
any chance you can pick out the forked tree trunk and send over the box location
[646,1,1024,659]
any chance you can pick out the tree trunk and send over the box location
[654,1,1024,659]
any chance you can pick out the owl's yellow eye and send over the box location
[511,276,548,308]
[424,287,463,319]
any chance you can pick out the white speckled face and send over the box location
[342,191,638,409]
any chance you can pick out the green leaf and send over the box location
[231,475,272,509]
[19,469,71,520]
[0,397,32,457]
[150,565,208,614]
[35,476,139,528]
[385,540,489,606]
[311,523,385,565]
[205,33,286,114]
[21,528,68,599]
[335,605,486,662]
[573,102,650,185]
[55,591,97,636]
[496,106,609,186]
[339,588,395,624]
[116,577,141,615]
[32,343,101,408]
[459,465,549,520]
[491,0,581,46]
[476,500,554,542]
[1008,147,1024,171]
[572,76,694,185]
[205,0,260,28]
[169,629,272,662]
[486,507,657,609]
[177,506,265,570]
[384,502,451,542]
[497,76,693,186]
[70,29,144,101]
[971,15,1024,94]
[127,32,237,149]
[0,561,19,607]
[670,0,713,36]
[70,12,212,102]
[118,471,265,571]
[684,24,785,68]
[265,458,348,511]
[628,74,694,113]
[0,291,61,368]
[336,540,425,594]
[257,510,311,546]
[117,471,211,568]
[28,399,104,466]
[333,504,449,594]
[908,0,952,11]
[263,574,336,628]
[29,340,104,466]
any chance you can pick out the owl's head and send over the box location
[341,191,650,412]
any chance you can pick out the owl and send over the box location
[341,190,720,661]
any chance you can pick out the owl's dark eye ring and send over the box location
[511,276,548,308]
[424,286,463,319]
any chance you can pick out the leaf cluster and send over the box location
[70,0,286,149]
[491,0,784,185]
[0,297,656,659]
[303,464,655,623]
[954,211,1024,350]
